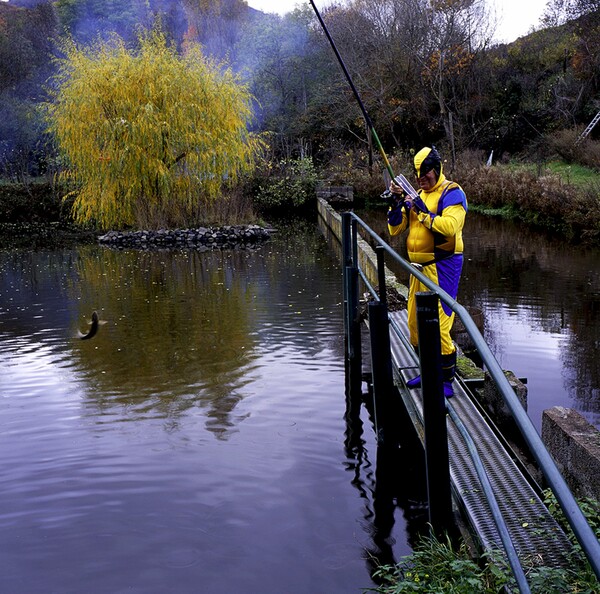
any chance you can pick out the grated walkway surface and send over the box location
[387,310,573,569]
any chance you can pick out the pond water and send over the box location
[0,220,420,594]
[357,208,600,431]
[2,209,597,592]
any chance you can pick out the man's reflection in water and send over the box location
[344,381,429,581]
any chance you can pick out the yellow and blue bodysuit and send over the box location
[387,166,467,384]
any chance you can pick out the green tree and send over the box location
[0,2,57,94]
[0,2,58,178]
[55,0,148,44]
[47,28,260,230]
[182,0,250,60]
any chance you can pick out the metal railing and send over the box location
[340,211,600,587]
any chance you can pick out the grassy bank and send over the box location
[369,491,600,593]
[454,151,600,244]
[504,160,598,189]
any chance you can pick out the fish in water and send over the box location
[78,311,103,340]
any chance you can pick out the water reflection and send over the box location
[2,219,403,593]
[317,207,430,580]
[342,379,428,581]
[71,248,263,438]
[461,214,600,429]
[0,226,347,440]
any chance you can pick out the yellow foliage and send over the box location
[47,28,260,230]
[422,45,474,80]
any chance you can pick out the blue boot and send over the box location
[406,375,421,388]
[443,381,454,398]
[442,352,457,398]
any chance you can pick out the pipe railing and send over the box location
[341,211,600,583]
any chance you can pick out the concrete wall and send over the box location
[316,185,353,204]
[542,407,600,501]
[317,198,407,300]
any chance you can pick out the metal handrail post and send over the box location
[351,217,359,271]
[343,214,362,397]
[347,266,360,360]
[342,212,353,268]
[376,245,387,305]
[342,212,352,360]
[416,292,453,533]
[368,299,394,444]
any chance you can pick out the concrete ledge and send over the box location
[316,185,353,204]
[482,370,528,423]
[542,406,600,500]
[316,198,407,300]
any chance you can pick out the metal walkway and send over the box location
[388,309,573,568]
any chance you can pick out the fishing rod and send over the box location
[308,0,395,180]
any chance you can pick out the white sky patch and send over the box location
[246,0,300,14]
[493,0,549,43]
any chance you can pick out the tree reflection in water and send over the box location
[69,247,260,438]
[343,372,429,581]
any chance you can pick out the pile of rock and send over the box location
[98,225,273,250]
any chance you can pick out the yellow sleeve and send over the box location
[387,208,408,236]
[418,204,465,236]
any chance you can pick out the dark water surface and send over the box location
[462,213,600,431]
[0,221,417,593]
[4,209,595,593]
[358,209,600,431]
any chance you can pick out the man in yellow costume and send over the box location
[387,146,467,398]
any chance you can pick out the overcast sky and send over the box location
[246,0,550,44]
[0,0,550,43]
[0,0,549,42]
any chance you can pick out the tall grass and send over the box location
[455,149,599,242]
[369,491,600,593]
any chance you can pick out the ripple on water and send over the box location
[0,239,392,594]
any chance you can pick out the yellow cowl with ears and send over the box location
[414,146,442,179]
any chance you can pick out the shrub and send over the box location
[369,533,507,593]
[546,129,600,171]
[454,154,599,241]
[252,156,318,213]
[0,180,67,223]
[370,492,600,593]
[194,186,257,227]
[321,148,413,202]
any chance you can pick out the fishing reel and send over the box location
[380,188,404,208]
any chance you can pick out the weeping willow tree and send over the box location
[47,28,259,229]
